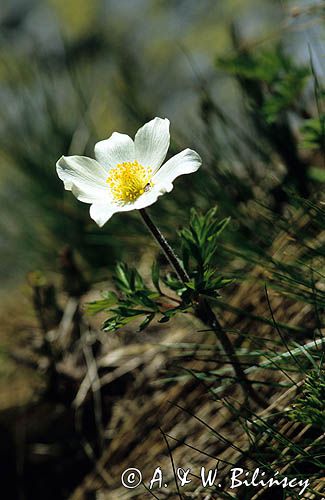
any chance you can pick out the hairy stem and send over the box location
[139,208,189,283]
[195,297,265,406]
[139,208,264,406]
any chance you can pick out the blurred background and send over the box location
[0,0,324,498]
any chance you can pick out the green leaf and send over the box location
[86,291,118,315]
[217,46,310,124]
[138,313,155,332]
[178,207,232,298]
[300,115,325,151]
[114,262,146,294]
[308,166,325,183]
[151,261,162,293]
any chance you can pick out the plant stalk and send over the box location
[139,208,264,406]
[139,208,190,283]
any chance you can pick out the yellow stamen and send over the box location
[106,160,153,203]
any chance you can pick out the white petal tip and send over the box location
[183,148,202,170]
[89,203,115,227]
[56,156,72,190]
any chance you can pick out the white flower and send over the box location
[56,117,202,227]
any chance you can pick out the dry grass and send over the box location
[0,219,323,499]
[68,229,322,499]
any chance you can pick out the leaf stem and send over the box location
[139,208,265,407]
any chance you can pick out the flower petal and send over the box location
[89,200,139,227]
[134,117,170,172]
[89,202,117,227]
[152,148,201,193]
[56,155,107,203]
[94,132,135,169]
[132,187,163,210]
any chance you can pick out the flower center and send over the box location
[106,160,153,203]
